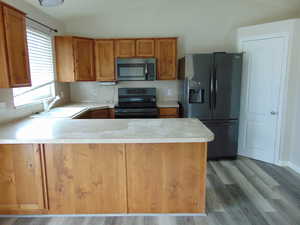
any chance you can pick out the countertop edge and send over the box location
[0,137,214,144]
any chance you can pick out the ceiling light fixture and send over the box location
[39,0,64,7]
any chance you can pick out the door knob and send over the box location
[271,111,278,115]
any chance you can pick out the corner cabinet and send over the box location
[0,144,48,214]
[55,36,95,82]
[156,38,177,80]
[0,3,31,88]
[95,39,116,81]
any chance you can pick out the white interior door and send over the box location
[238,36,287,164]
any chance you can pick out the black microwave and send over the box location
[116,58,156,81]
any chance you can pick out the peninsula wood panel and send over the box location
[95,39,115,81]
[0,144,47,212]
[0,4,31,88]
[126,142,207,213]
[156,38,177,80]
[136,39,155,57]
[73,38,95,81]
[44,144,127,214]
[115,39,136,58]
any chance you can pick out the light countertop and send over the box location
[31,102,179,119]
[0,118,214,144]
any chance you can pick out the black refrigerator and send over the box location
[178,53,243,160]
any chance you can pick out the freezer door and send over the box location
[213,53,243,120]
[185,54,214,120]
[203,120,239,160]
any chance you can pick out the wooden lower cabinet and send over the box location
[76,108,114,119]
[126,143,207,213]
[0,143,207,214]
[0,144,47,214]
[44,144,127,214]
[159,107,179,118]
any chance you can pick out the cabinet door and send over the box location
[136,39,155,57]
[126,143,207,213]
[95,40,115,81]
[115,39,135,58]
[45,144,127,214]
[0,144,47,212]
[0,5,10,88]
[3,6,31,87]
[156,38,177,80]
[89,109,110,119]
[159,108,179,118]
[73,38,95,81]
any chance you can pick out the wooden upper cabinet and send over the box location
[156,38,177,80]
[136,39,155,57]
[115,39,136,58]
[95,39,115,81]
[73,38,95,81]
[55,36,95,82]
[0,3,31,88]
[0,144,47,212]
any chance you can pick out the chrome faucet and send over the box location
[43,96,61,112]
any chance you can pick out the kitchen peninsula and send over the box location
[0,118,214,215]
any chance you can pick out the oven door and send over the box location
[115,108,159,119]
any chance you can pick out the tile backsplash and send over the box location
[70,81,179,104]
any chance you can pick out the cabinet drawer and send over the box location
[159,108,178,116]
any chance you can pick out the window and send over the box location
[13,26,55,107]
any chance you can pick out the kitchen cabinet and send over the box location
[136,39,155,57]
[115,39,136,58]
[76,108,114,119]
[0,3,31,88]
[55,36,95,82]
[95,39,115,81]
[44,144,127,214]
[0,144,47,213]
[126,143,207,213]
[156,38,177,80]
[159,107,179,118]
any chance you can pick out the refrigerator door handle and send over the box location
[214,67,217,110]
[210,71,214,111]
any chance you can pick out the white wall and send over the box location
[63,0,300,56]
[237,19,300,171]
[0,0,69,123]
[70,81,178,104]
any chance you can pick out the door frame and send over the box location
[238,32,290,165]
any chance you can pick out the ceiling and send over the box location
[25,0,300,21]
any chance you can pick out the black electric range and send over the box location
[115,88,159,119]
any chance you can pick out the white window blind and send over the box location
[13,26,55,107]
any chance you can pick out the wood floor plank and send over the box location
[0,218,17,225]
[220,160,275,212]
[241,158,279,187]
[209,162,234,185]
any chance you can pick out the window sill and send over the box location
[14,97,55,110]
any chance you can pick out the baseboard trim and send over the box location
[0,213,207,218]
[278,160,300,174]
